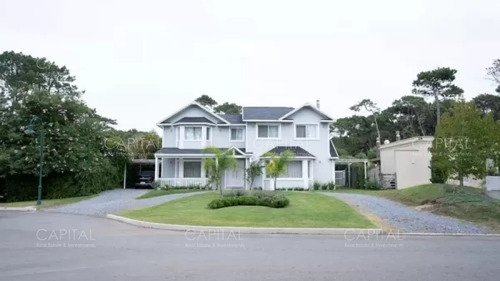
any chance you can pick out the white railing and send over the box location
[263,178,311,190]
[157,178,209,188]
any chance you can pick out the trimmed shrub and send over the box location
[313,182,321,190]
[326,181,335,190]
[363,180,380,190]
[208,191,289,209]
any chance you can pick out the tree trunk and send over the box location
[373,114,381,141]
[435,94,441,126]
[273,177,277,190]
[218,183,223,197]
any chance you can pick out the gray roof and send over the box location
[156,147,247,155]
[262,146,315,157]
[243,107,294,120]
[330,140,339,158]
[175,117,214,123]
[218,114,244,124]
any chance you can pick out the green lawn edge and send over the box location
[121,192,376,228]
[0,194,96,209]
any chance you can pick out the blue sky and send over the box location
[1,0,499,131]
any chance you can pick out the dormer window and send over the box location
[184,127,202,140]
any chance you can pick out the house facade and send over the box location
[154,101,339,190]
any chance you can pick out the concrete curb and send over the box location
[399,232,500,237]
[106,214,383,235]
[0,206,37,212]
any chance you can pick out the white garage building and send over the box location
[379,136,434,189]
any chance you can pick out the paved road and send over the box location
[48,189,205,216]
[325,193,490,234]
[1,211,499,281]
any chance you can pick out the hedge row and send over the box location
[208,191,289,209]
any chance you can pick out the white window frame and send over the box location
[229,127,244,142]
[294,124,319,140]
[256,124,281,139]
[184,126,202,141]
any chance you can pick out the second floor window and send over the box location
[184,127,202,140]
[206,127,211,141]
[296,124,318,139]
[258,125,279,138]
[230,128,244,141]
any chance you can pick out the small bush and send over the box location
[251,187,263,190]
[313,182,321,190]
[327,181,335,190]
[363,180,380,190]
[208,191,289,209]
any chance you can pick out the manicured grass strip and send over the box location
[136,189,205,199]
[121,192,376,228]
[0,195,95,209]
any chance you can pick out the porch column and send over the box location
[154,157,159,181]
[179,158,184,179]
[332,160,336,190]
[244,158,248,190]
[302,159,308,189]
[364,161,368,180]
[309,160,314,188]
[262,160,266,190]
[201,159,206,178]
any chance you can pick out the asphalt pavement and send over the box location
[1,211,499,281]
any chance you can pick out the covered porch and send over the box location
[154,147,251,189]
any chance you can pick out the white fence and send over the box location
[263,179,312,190]
[157,178,209,187]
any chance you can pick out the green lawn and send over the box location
[136,189,205,199]
[328,184,500,232]
[121,192,376,228]
[0,195,95,209]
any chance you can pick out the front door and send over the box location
[225,159,245,189]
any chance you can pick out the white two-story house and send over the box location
[154,101,339,190]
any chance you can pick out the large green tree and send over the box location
[194,95,242,114]
[412,67,464,125]
[0,51,128,200]
[214,102,242,114]
[350,99,381,141]
[431,103,498,187]
[472,94,500,120]
[487,59,500,93]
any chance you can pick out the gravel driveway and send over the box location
[48,189,204,216]
[324,193,490,234]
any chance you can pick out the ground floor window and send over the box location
[266,161,303,178]
[183,161,202,178]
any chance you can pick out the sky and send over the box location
[1,0,499,131]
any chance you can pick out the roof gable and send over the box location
[157,102,229,125]
[280,104,333,121]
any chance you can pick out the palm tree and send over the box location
[203,146,238,196]
[264,150,295,190]
[246,160,264,190]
